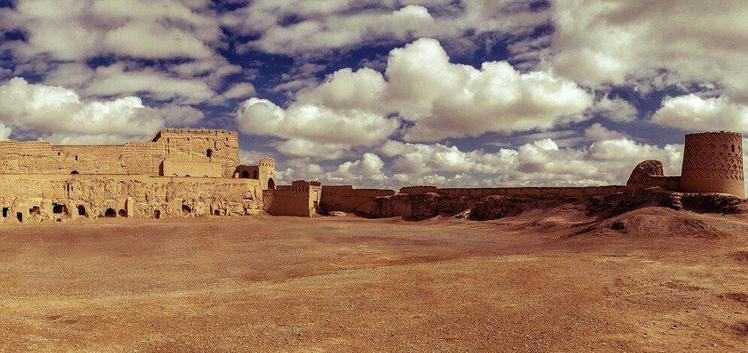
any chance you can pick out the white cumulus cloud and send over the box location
[652,94,748,133]
[0,77,203,143]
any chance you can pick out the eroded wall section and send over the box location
[0,175,263,223]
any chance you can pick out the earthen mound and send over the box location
[579,207,725,238]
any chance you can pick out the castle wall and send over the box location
[0,129,240,178]
[437,186,626,198]
[155,129,240,178]
[0,174,263,223]
[681,132,745,198]
[162,161,225,177]
[637,176,682,192]
[399,186,439,195]
[0,141,164,175]
[262,180,321,217]
[320,185,395,213]
[320,185,625,215]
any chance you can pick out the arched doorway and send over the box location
[71,171,79,175]
[241,170,250,178]
[267,178,275,189]
[104,208,117,217]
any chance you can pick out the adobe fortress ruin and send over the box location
[0,129,276,223]
[0,130,744,223]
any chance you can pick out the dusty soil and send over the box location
[0,208,746,353]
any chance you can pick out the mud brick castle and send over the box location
[0,130,744,223]
[0,129,279,222]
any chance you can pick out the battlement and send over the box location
[152,128,238,142]
[399,186,439,195]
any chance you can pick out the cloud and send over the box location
[584,123,627,141]
[548,1,748,101]
[589,96,638,122]
[220,83,256,100]
[388,39,593,141]
[652,94,748,133]
[327,153,387,183]
[236,97,400,152]
[237,38,593,157]
[223,0,547,56]
[239,149,268,165]
[377,134,683,187]
[1,0,221,61]
[0,77,203,143]
[44,63,217,105]
[275,139,349,160]
[0,123,10,140]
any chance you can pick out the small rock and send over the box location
[611,220,626,231]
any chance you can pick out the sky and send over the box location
[0,0,747,188]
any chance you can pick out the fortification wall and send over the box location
[263,184,321,217]
[681,132,745,198]
[320,185,625,215]
[162,161,224,177]
[320,185,395,213]
[437,186,626,198]
[0,174,263,223]
[399,186,439,195]
[0,141,164,175]
[155,129,240,178]
[0,129,240,178]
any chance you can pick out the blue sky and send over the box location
[0,0,746,188]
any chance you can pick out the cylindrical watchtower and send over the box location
[681,131,744,198]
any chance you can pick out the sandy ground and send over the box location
[0,208,746,353]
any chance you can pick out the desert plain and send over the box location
[0,206,746,353]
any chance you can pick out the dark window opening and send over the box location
[185,175,190,177]
[182,204,192,215]
[16,212,22,222]
[267,178,275,189]
[732,145,736,153]
[154,210,161,219]
[29,206,40,215]
[77,205,87,216]
[71,171,79,175]
[52,204,65,214]
[118,209,127,217]
[241,170,250,178]
[207,149,213,158]
[213,209,221,216]
[2,207,8,218]
[75,155,78,161]
[104,208,117,217]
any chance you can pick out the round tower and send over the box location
[681,131,744,198]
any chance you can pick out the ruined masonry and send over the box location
[627,131,745,198]
[0,129,282,223]
[1,130,744,223]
